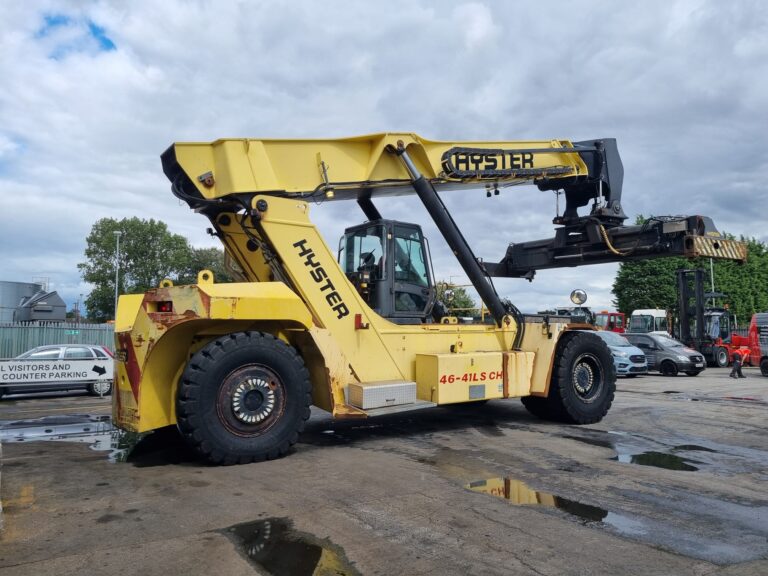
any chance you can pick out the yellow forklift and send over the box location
[113,134,745,463]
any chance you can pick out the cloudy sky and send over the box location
[1,0,766,315]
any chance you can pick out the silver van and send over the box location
[624,333,706,376]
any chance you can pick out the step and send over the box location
[362,399,438,417]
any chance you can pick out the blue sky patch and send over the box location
[35,13,117,58]
[36,13,72,38]
[88,21,116,51]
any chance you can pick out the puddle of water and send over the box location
[673,444,717,453]
[465,477,608,523]
[563,431,707,472]
[613,451,700,471]
[224,518,360,576]
[0,415,153,463]
[463,473,768,565]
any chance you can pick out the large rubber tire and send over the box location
[176,332,311,465]
[715,347,729,368]
[534,332,616,424]
[761,358,768,377]
[521,395,550,419]
[660,361,679,377]
[89,380,113,396]
[521,332,577,421]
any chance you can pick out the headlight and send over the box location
[612,350,628,357]
[676,355,689,362]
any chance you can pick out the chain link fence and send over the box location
[0,322,114,359]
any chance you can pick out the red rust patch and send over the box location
[198,288,211,314]
[117,332,142,403]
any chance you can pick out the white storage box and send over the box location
[348,380,417,410]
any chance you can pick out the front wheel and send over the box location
[542,332,616,424]
[715,347,729,368]
[761,358,768,377]
[660,361,679,377]
[176,332,311,465]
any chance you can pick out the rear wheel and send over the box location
[88,380,112,396]
[761,358,768,377]
[524,332,615,424]
[176,332,311,465]
[715,347,729,368]
[660,361,679,377]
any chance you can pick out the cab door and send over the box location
[390,224,434,321]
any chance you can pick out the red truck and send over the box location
[732,313,768,375]
[594,311,626,333]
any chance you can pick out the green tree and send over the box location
[612,257,683,315]
[178,247,238,285]
[436,281,477,314]
[78,218,193,321]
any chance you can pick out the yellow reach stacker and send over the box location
[113,133,746,464]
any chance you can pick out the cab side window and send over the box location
[64,347,94,359]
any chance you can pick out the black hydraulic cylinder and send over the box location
[394,147,508,326]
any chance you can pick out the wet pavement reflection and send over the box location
[563,431,716,472]
[466,477,609,523]
[224,517,360,576]
[613,450,699,471]
[0,414,167,464]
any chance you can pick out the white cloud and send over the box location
[0,0,766,313]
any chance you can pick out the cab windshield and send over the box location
[595,331,631,347]
[629,314,667,333]
[595,314,623,329]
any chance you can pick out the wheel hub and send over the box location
[93,381,110,395]
[573,362,595,395]
[232,378,276,424]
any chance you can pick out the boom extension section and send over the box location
[487,215,746,280]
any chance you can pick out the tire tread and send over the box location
[176,331,311,465]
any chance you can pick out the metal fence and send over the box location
[0,322,115,359]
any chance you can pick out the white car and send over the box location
[0,345,114,398]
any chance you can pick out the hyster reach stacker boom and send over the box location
[113,134,746,464]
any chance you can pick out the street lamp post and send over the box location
[114,231,123,319]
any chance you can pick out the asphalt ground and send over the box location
[0,368,766,576]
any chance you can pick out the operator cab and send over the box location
[703,309,733,341]
[339,220,436,323]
